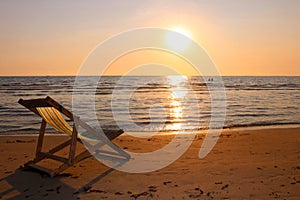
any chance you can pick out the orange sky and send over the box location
[104,50,198,76]
[0,1,299,76]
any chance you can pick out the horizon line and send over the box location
[1,75,300,77]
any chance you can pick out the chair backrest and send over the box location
[18,96,74,120]
[36,107,73,136]
[18,96,121,141]
[18,96,74,136]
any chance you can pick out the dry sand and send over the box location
[0,127,299,199]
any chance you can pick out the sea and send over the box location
[0,76,299,135]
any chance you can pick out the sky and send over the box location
[0,0,299,76]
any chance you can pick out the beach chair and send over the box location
[18,96,129,177]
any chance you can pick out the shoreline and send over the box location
[1,124,300,137]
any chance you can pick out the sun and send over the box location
[166,26,193,51]
[170,26,192,39]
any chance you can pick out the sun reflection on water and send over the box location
[166,76,189,131]
[168,75,188,99]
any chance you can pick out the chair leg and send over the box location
[35,119,46,160]
[25,119,127,176]
[32,139,72,163]
[69,124,78,164]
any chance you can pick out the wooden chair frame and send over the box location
[18,96,129,177]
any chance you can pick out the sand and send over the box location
[0,127,299,199]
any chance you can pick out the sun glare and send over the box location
[170,27,192,38]
[166,26,192,51]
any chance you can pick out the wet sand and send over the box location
[0,127,299,199]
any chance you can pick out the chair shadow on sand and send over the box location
[0,158,126,200]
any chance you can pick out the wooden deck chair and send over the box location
[18,96,129,177]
